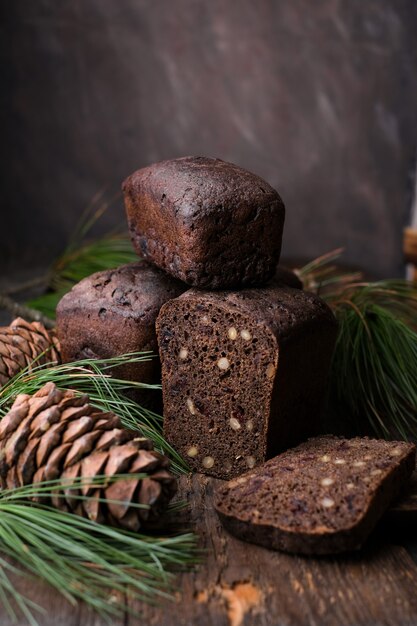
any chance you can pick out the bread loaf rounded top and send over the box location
[123,156,284,224]
[56,261,186,323]
[123,156,286,289]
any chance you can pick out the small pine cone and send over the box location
[0,382,177,530]
[0,318,61,387]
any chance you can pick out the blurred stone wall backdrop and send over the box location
[1,0,416,277]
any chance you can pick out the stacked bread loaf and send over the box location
[57,156,337,477]
[56,261,187,410]
[56,156,416,555]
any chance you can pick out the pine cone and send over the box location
[0,382,177,530]
[0,318,61,387]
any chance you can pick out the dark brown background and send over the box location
[1,0,417,277]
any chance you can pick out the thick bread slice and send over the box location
[215,436,416,555]
[157,286,337,479]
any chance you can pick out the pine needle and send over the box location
[0,478,198,624]
[299,251,417,439]
[0,355,197,625]
[0,352,188,474]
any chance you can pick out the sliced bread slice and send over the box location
[215,436,416,555]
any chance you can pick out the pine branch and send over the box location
[299,252,417,440]
[3,275,50,297]
[0,478,197,624]
[297,248,363,297]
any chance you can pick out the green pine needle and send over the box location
[0,352,188,474]
[299,251,417,439]
[0,354,196,624]
[329,282,417,439]
[0,480,197,625]
[26,236,137,319]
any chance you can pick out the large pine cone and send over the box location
[0,318,61,387]
[0,382,177,530]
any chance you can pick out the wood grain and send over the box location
[128,474,417,626]
[3,474,416,626]
[1,286,417,624]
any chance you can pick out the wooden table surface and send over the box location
[1,281,417,626]
[1,472,417,626]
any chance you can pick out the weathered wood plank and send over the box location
[128,474,417,626]
[0,474,417,625]
[0,562,127,626]
[1,280,417,625]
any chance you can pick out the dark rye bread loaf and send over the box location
[156,286,337,479]
[123,156,285,289]
[215,436,416,555]
[56,262,186,400]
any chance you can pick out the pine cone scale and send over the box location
[0,341,11,358]
[6,466,19,490]
[32,467,46,486]
[95,415,122,430]
[60,404,92,422]
[60,392,89,409]
[80,452,108,495]
[95,429,131,451]
[63,416,95,444]
[104,444,140,476]
[61,464,82,505]
[29,406,61,438]
[44,442,73,480]
[0,402,30,438]
[5,426,31,469]
[17,439,39,485]
[137,478,162,521]
[129,450,164,474]
[83,491,104,523]
[36,422,67,466]
[66,431,105,468]
[4,356,18,379]
[105,479,138,520]
[27,387,62,420]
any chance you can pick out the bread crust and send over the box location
[123,156,285,289]
[56,261,186,400]
[215,436,416,554]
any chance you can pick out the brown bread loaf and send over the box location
[56,262,187,404]
[123,156,285,289]
[215,436,416,555]
[156,285,337,478]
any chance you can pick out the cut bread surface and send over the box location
[157,287,337,479]
[215,436,416,554]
